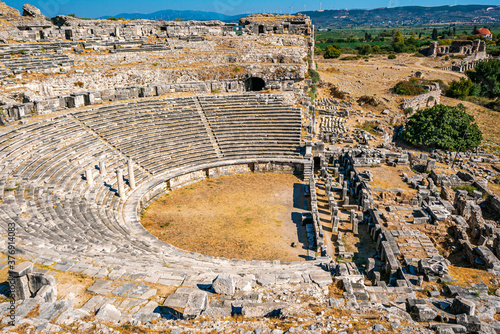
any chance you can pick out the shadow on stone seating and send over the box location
[0,282,10,298]
[103,182,117,195]
[155,306,182,319]
[292,183,306,210]
[291,212,308,251]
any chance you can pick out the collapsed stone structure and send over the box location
[426,40,487,58]
[401,83,441,112]
[424,40,489,73]
[0,2,500,333]
[239,14,313,36]
[0,4,316,123]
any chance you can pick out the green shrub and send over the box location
[466,59,500,99]
[324,45,341,59]
[404,107,414,115]
[452,185,479,196]
[356,121,379,135]
[393,77,426,96]
[402,104,482,152]
[308,69,320,84]
[340,55,361,61]
[356,44,373,55]
[388,54,396,59]
[486,45,500,57]
[446,78,476,99]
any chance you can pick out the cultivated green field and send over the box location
[315,24,500,51]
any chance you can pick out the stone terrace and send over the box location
[0,93,327,287]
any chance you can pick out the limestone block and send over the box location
[163,293,189,309]
[10,275,30,300]
[55,308,90,326]
[38,300,72,321]
[212,274,235,296]
[204,300,232,318]
[183,290,208,320]
[413,304,437,322]
[27,272,56,296]
[9,262,33,278]
[241,302,286,318]
[309,271,333,287]
[451,296,476,316]
[36,285,57,303]
[96,303,121,322]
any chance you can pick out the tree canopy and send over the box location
[446,78,478,99]
[402,104,482,152]
[465,59,500,99]
[324,45,341,59]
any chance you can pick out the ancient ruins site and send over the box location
[0,1,499,333]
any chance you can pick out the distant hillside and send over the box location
[302,5,500,28]
[102,9,243,22]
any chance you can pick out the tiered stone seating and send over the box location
[198,94,302,159]
[0,94,322,283]
[0,42,80,56]
[112,43,170,53]
[0,116,147,256]
[74,98,219,175]
[0,54,73,75]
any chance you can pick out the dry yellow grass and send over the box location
[142,173,307,262]
[489,183,500,197]
[448,265,498,289]
[365,165,416,193]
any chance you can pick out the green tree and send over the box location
[465,59,500,99]
[324,45,341,59]
[356,44,373,55]
[432,28,438,40]
[446,78,476,99]
[402,104,482,152]
[393,29,404,44]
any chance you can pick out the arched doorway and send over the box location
[245,77,266,92]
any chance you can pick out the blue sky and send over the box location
[4,0,497,18]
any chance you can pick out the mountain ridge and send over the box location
[100,9,244,22]
[101,5,500,26]
[301,5,500,28]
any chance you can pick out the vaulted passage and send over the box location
[245,77,266,91]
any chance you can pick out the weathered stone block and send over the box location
[212,274,235,296]
[96,303,121,322]
[183,290,208,320]
[413,304,437,322]
[451,296,476,316]
[241,302,286,318]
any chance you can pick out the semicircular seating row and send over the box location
[0,94,323,284]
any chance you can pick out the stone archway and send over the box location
[245,77,266,92]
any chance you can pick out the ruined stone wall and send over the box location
[254,162,303,174]
[402,85,441,112]
[2,76,304,121]
[207,164,251,178]
[168,170,207,190]
[239,14,312,36]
